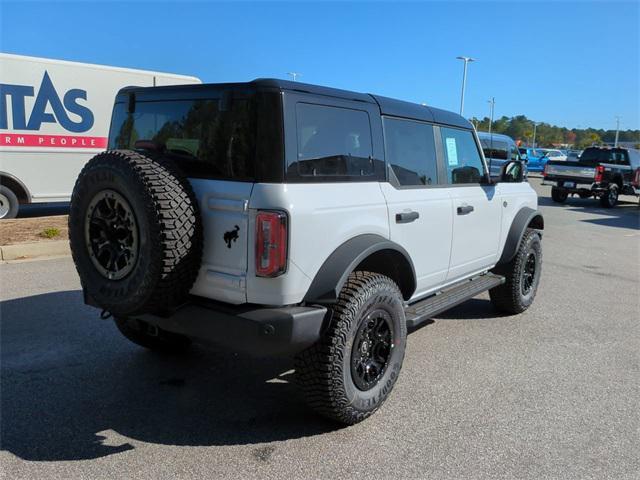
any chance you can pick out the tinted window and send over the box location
[580,148,629,165]
[383,117,438,186]
[109,96,256,180]
[291,103,375,178]
[440,128,485,184]
[479,138,509,160]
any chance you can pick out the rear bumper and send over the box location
[136,299,328,357]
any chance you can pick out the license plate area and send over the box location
[563,181,576,188]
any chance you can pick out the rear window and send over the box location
[580,148,629,166]
[109,91,283,181]
[288,103,383,181]
[479,138,509,160]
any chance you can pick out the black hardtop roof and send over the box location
[116,78,472,129]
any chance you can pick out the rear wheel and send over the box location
[551,186,568,203]
[115,317,191,353]
[599,184,618,208]
[490,228,542,314]
[0,185,19,219]
[295,272,407,425]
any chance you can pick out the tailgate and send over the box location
[545,161,595,182]
[188,179,252,304]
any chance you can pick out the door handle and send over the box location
[395,211,420,223]
[457,205,474,215]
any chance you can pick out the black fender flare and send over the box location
[497,207,544,265]
[303,234,416,304]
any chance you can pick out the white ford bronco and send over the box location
[69,79,543,424]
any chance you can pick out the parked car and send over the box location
[0,53,200,219]
[543,146,640,207]
[540,148,567,162]
[477,132,525,178]
[68,79,544,425]
[518,147,548,172]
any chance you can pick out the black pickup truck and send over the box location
[543,146,640,208]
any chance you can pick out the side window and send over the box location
[511,145,520,161]
[383,117,438,186]
[440,127,485,184]
[291,103,374,178]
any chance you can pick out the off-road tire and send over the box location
[0,185,19,219]
[551,186,568,203]
[599,184,618,208]
[69,150,203,316]
[115,317,191,353]
[295,271,407,425]
[490,228,542,314]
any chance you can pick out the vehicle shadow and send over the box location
[538,196,639,230]
[0,290,336,462]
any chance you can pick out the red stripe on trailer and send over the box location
[0,133,107,148]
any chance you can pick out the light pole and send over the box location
[487,97,495,136]
[532,122,538,148]
[614,116,620,147]
[456,56,475,116]
[287,72,302,82]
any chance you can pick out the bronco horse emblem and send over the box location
[223,225,240,248]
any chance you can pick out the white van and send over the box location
[0,53,200,218]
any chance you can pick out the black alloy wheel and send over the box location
[351,309,394,391]
[85,189,139,280]
[521,252,537,296]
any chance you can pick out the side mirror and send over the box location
[499,160,524,183]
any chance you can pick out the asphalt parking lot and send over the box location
[1,177,638,480]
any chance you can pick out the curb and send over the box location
[0,240,70,261]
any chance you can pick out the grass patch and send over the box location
[40,227,61,239]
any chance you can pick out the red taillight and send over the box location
[543,164,548,177]
[595,165,605,183]
[255,211,287,277]
[634,168,640,187]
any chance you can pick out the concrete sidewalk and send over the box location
[0,240,70,261]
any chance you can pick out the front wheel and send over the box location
[599,184,618,208]
[295,271,407,425]
[490,228,542,314]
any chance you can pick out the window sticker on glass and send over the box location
[445,137,458,166]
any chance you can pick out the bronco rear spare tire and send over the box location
[69,150,203,316]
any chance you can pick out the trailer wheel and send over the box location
[551,187,568,203]
[599,184,618,208]
[0,185,19,219]
[69,150,203,316]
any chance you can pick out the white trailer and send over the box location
[0,53,201,218]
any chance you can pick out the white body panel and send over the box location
[187,174,537,307]
[0,53,200,203]
[380,183,453,296]
[447,185,503,281]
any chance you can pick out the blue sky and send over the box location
[1,1,638,130]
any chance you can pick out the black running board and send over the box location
[405,273,505,329]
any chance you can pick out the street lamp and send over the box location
[532,122,538,148]
[614,116,621,147]
[456,56,475,116]
[487,97,495,136]
[287,72,302,82]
